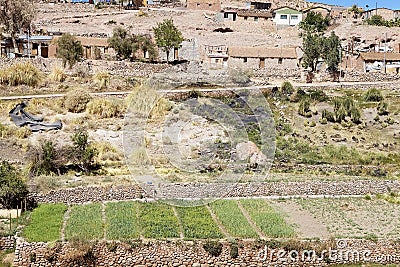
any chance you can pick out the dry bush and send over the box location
[92,141,122,162]
[64,88,92,113]
[129,146,150,166]
[0,123,31,139]
[93,72,110,89]
[48,67,66,82]
[126,86,173,119]
[0,62,43,87]
[86,98,124,118]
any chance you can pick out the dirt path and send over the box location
[101,202,107,241]
[270,200,330,239]
[206,205,231,239]
[236,200,265,239]
[61,207,71,242]
[172,206,184,239]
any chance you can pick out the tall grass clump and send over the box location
[93,71,110,89]
[48,67,66,82]
[126,86,173,119]
[280,81,294,95]
[64,88,92,113]
[363,88,383,102]
[298,98,312,117]
[86,98,124,118]
[0,62,43,87]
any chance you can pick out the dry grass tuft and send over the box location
[86,98,124,118]
[0,62,43,87]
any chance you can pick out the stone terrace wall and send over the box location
[30,180,400,204]
[0,236,15,250]
[13,239,400,267]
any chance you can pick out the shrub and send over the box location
[0,62,43,87]
[319,117,327,124]
[281,81,294,95]
[0,161,28,209]
[64,88,92,113]
[48,67,66,82]
[364,88,383,102]
[350,106,361,124]
[230,242,239,258]
[126,86,173,119]
[309,89,328,102]
[335,105,347,123]
[322,109,335,122]
[86,98,124,118]
[93,72,110,89]
[69,130,98,174]
[229,69,252,85]
[203,240,223,257]
[298,98,312,117]
[28,141,60,176]
[56,33,83,68]
[377,101,389,115]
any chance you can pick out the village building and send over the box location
[356,52,400,73]
[272,6,302,27]
[245,1,272,10]
[221,9,238,21]
[303,6,331,18]
[227,46,298,69]
[363,8,395,21]
[186,0,221,12]
[203,45,228,67]
[236,9,273,21]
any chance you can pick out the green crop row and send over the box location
[65,203,103,240]
[105,201,140,240]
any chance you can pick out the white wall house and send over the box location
[273,7,302,26]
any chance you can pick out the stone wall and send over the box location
[13,239,400,267]
[30,180,400,204]
[0,236,15,250]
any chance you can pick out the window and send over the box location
[224,12,228,18]
[243,58,247,63]
[244,16,248,20]
[291,15,298,20]
[278,58,283,64]
[280,14,287,19]
[254,16,258,21]
[208,3,212,7]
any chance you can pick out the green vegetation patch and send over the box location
[138,202,180,239]
[240,199,295,238]
[176,206,223,239]
[210,200,258,238]
[105,201,140,240]
[23,203,67,242]
[65,203,103,240]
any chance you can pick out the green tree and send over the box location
[0,161,28,209]
[366,15,386,26]
[299,11,330,34]
[153,19,184,62]
[70,130,98,174]
[0,0,36,53]
[323,31,341,72]
[108,27,135,60]
[302,33,323,72]
[56,33,83,68]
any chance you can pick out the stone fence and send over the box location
[13,239,400,267]
[30,180,400,205]
[0,236,15,250]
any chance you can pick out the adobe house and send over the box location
[228,46,298,69]
[186,0,221,12]
[203,45,228,68]
[363,8,395,21]
[272,6,302,27]
[0,35,53,58]
[357,52,400,73]
[236,10,272,21]
[49,36,111,60]
[245,1,271,10]
[303,6,331,18]
[222,9,238,21]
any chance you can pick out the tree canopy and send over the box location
[108,27,158,61]
[153,19,184,62]
[299,11,330,35]
[0,0,36,52]
[56,33,83,68]
[0,161,28,209]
